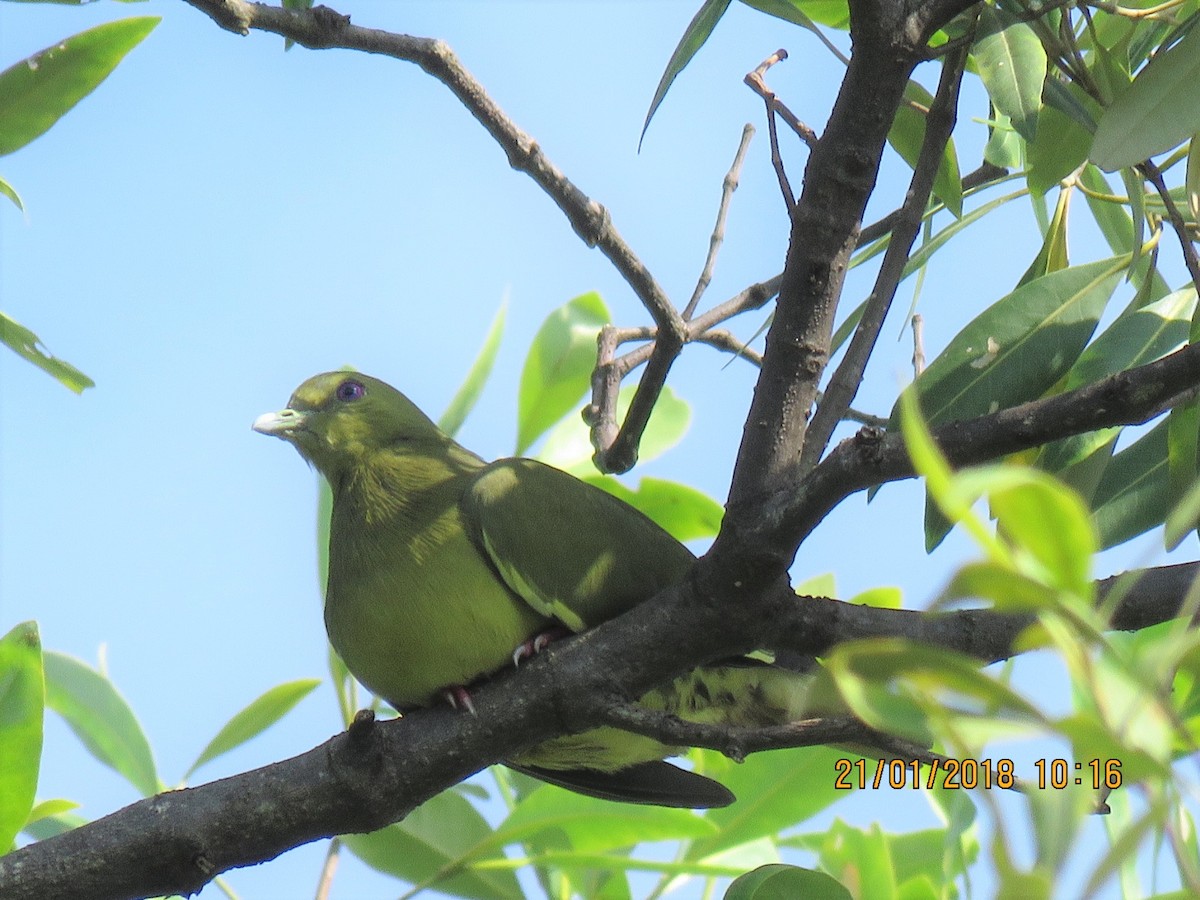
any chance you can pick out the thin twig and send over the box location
[800,29,973,471]
[313,837,341,900]
[911,313,926,376]
[684,124,756,320]
[181,0,687,362]
[1141,158,1200,293]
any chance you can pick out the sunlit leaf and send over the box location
[0,311,93,392]
[1091,23,1200,170]
[0,622,42,852]
[43,651,159,796]
[516,291,609,455]
[184,679,320,779]
[640,0,732,147]
[439,301,506,438]
[974,7,1046,142]
[0,17,160,156]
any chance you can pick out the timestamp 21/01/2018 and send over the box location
[834,757,1123,791]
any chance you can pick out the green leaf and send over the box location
[686,747,847,861]
[0,174,24,210]
[0,622,43,852]
[1091,22,1200,171]
[497,785,714,853]
[184,679,320,779]
[0,311,93,392]
[640,0,732,148]
[740,0,847,31]
[43,651,160,796]
[1017,185,1070,285]
[516,291,609,455]
[343,788,522,900]
[887,80,962,217]
[1091,419,1169,548]
[1026,95,1095,197]
[827,639,1044,744]
[0,17,160,157]
[1166,398,1200,549]
[974,7,1046,142]
[983,110,1022,169]
[537,383,689,475]
[725,864,852,900]
[582,475,723,542]
[989,471,1096,594]
[439,302,506,438]
[1039,287,1194,479]
[901,256,1127,427]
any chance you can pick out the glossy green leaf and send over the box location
[1027,98,1094,197]
[343,788,522,900]
[439,302,506,438]
[0,174,23,210]
[184,679,320,779]
[1091,23,1200,171]
[1039,286,1194,482]
[0,17,159,156]
[0,622,43,852]
[902,256,1126,427]
[888,80,962,217]
[43,651,159,796]
[537,383,689,476]
[974,7,1046,142]
[0,311,93,392]
[640,0,731,147]
[516,291,609,455]
[725,864,851,900]
[1092,419,1169,549]
[583,475,723,542]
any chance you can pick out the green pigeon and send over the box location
[254,371,809,807]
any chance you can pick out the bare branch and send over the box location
[181,0,685,342]
[684,124,756,320]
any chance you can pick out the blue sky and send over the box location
[1,2,1193,898]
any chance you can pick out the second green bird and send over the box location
[254,371,807,807]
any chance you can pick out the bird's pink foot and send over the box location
[442,685,477,715]
[512,626,573,667]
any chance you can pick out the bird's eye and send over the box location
[335,379,366,402]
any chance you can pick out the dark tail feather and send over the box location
[507,760,735,808]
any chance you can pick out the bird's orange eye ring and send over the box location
[336,379,366,402]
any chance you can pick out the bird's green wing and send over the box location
[463,458,695,632]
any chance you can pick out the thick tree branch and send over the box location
[725,9,923,508]
[801,33,971,470]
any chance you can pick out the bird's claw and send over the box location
[512,626,572,667]
[442,685,477,716]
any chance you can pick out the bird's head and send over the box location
[253,372,444,474]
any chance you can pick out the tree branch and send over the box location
[801,32,972,470]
